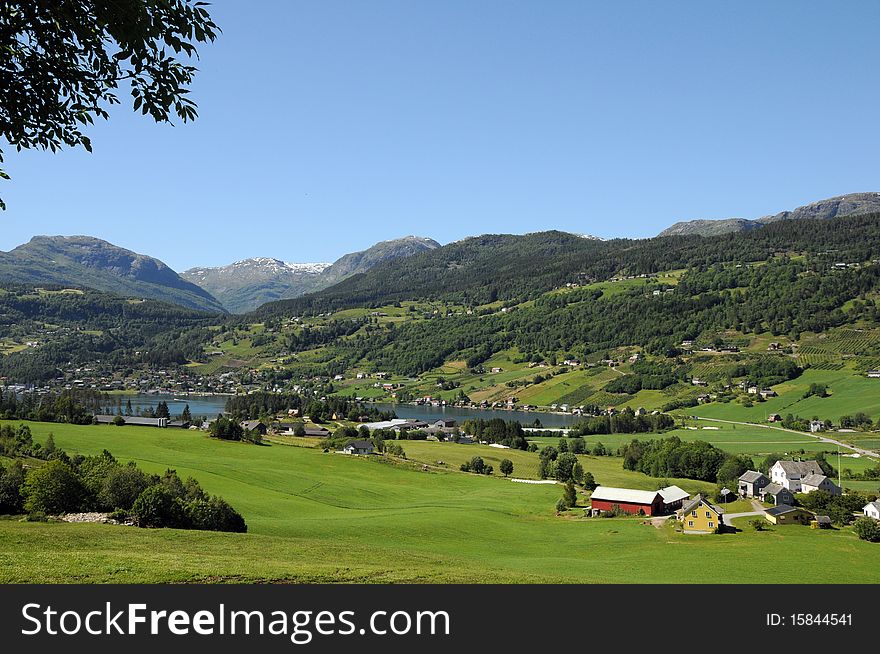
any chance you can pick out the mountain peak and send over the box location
[0,235,225,312]
[181,236,439,313]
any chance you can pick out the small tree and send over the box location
[583,471,597,491]
[131,485,187,529]
[563,481,577,508]
[499,459,514,477]
[22,460,87,515]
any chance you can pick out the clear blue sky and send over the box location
[2,1,879,271]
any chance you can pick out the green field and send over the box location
[1,420,880,583]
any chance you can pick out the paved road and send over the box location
[690,416,880,461]
[721,500,765,526]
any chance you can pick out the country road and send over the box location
[721,500,765,526]
[690,416,879,461]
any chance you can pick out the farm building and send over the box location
[658,485,690,512]
[588,487,663,516]
[240,420,267,435]
[738,470,770,498]
[760,483,795,506]
[678,495,724,532]
[343,440,374,455]
[799,473,841,496]
[863,501,880,520]
[764,505,813,526]
[95,415,169,428]
[770,460,825,493]
[589,485,689,516]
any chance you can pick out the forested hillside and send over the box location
[256,214,880,316]
[0,236,226,313]
[0,285,215,381]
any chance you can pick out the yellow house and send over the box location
[678,494,724,532]
[764,504,813,525]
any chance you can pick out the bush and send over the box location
[112,415,125,426]
[750,519,767,531]
[185,496,247,533]
[0,460,25,514]
[21,460,87,515]
[555,498,568,512]
[131,485,187,529]
[98,463,152,511]
[853,517,880,542]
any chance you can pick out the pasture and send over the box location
[1,420,879,583]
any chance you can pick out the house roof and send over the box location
[739,470,768,483]
[658,485,690,504]
[345,439,373,449]
[814,515,832,524]
[801,473,829,487]
[680,494,724,516]
[590,486,661,505]
[240,420,265,430]
[761,483,788,496]
[864,501,880,512]
[96,415,164,426]
[774,460,822,477]
[765,504,806,517]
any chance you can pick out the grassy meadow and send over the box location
[1,420,879,583]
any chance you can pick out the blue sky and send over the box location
[2,1,879,270]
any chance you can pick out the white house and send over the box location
[342,440,374,455]
[770,460,824,493]
[799,473,841,496]
[863,501,880,520]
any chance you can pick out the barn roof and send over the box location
[590,486,661,505]
[658,485,690,504]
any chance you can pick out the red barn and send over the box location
[589,486,664,516]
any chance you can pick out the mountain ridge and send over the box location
[181,235,440,313]
[659,192,880,236]
[0,235,225,313]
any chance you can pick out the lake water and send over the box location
[113,394,580,428]
[106,394,231,419]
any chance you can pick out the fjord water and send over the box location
[117,395,579,428]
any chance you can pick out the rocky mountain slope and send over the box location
[182,236,440,313]
[659,192,880,236]
[0,236,225,313]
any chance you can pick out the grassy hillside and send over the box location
[1,420,879,583]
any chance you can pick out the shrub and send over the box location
[0,460,26,514]
[185,496,247,533]
[98,463,152,511]
[21,460,87,515]
[853,517,880,542]
[112,415,126,426]
[131,485,187,529]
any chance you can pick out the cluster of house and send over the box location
[738,459,841,506]
[588,485,727,532]
[588,458,866,533]
[358,418,459,440]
